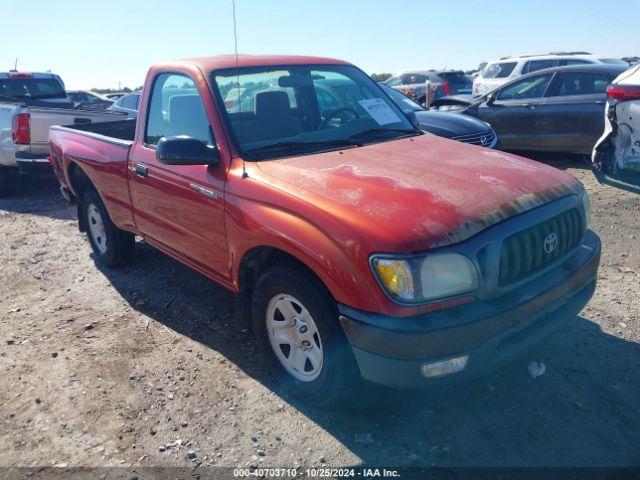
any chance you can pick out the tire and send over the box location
[251,264,360,407]
[80,188,135,267]
[0,166,18,198]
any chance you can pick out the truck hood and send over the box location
[256,134,582,251]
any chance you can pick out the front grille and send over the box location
[451,129,496,146]
[498,208,584,286]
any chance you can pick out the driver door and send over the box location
[476,73,554,150]
[128,72,230,282]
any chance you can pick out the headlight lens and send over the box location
[580,189,591,227]
[371,253,478,304]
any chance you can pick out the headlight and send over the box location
[580,189,591,227]
[371,253,478,304]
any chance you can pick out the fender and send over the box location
[53,129,137,232]
[225,190,407,316]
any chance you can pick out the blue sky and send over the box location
[1,0,638,89]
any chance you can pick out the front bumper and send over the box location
[338,230,600,389]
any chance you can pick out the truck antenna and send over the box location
[232,0,248,179]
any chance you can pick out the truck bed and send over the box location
[49,119,137,231]
[0,100,129,168]
[59,118,137,142]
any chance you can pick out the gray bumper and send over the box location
[15,151,52,174]
[339,231,600,389]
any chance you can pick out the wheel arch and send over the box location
[67,161,97,232]
[67,161,94,198]
[234,245,337,331]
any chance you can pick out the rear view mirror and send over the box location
[156,136,219,166]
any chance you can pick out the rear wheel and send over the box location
[251,264,360,407]
[0,166,18,198]
[80,188,135,267]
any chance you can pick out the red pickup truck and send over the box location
[49,55,600,405]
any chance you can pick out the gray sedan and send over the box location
[433,64,628,155]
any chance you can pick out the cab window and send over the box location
[145,74,213,146]
[497,74,553,101]
[550,72,609,96]
[122,94,139,110]
[523,59,558,73]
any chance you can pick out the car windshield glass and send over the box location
[438,72,473,93]
[404,73,426,84]
[483,62,517,79]
[213,64,418,160]
[0,77,66,99]
[525,59,559,73]
[379,84,423,112]
[497,74,553,100]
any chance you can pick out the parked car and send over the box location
[474,52,629,96]
[432,64,627,154]
[0,71,126,197]
[591,64,640,193]
[49,55,598,406]
[379,84,498,148]
[67,90,113,109]
[108,91,141,117]
[104,92,127,101]
[384,70,473,105]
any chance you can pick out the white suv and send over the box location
[473,52,628,95]
[591,63,640,194]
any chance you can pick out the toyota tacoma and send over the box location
[49,55,600,405]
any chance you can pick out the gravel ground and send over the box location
[1,157,639,469]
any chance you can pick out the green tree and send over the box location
[370,73,392,82]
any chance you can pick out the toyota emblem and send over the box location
[480,135,488,146]
[544,232,559,254]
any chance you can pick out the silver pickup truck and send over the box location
[0,71,125,196]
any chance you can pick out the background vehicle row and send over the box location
[0,71,125,197]
[434,64,626,155]
[473,52,628,95]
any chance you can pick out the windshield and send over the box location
[379,84,423,113]
[0,77,66,100]
[438,72,473,94]
[482,62,517,79]
[213,64,417,160]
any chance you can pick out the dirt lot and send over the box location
[1,157,639,470]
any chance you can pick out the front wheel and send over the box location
[80,188,135,267]
[251,265,360,407]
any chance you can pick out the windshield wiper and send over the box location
[31,94,67,100]
[245,138,362,155]
[348,127,420,141]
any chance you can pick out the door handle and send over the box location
[134,163,148,178]
[521,104,536,108]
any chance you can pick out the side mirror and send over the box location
[486,92,497,105]
[156,136,219,166]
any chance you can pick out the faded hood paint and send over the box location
[256,134,582,251]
